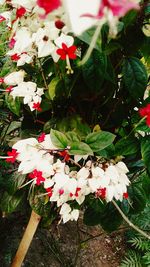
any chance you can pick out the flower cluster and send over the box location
[0,70,44,111]
[3,134,130,223]
[0,0,139,111]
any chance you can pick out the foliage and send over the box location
[121,202,150,266]
[0,0,149,233]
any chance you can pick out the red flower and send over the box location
[6,149,19,163]
[59,150,70,161]
[139,104,150,127]
[46,187,53,197]
[75,187,81,197]
[0,15,6,23]
[32,102,42,112]
[83,0,139,19]
[38,132,46,143]
[29,169,45,185]
[0,77,4,83]
[8,38,16,49]
[96,188,106,199]
[123,192,129,199]
[59,188,64,195]
[16,7,26,18]
[98,0,139,17]
[56,43,77,60]
[6,86,13,92]
[37,0,61,16]
[11,53,21,61]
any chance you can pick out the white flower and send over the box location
[10,81,36,100]
[44,178,54,189]
[59,203,79,223]
[32,22,59,58]
[4,70,25,85]
[11,0,36,10]
[40,134,57,150]
[55,33,74,48]
[0,11,11,27]
[63,0,100,35]
[16,53,33,66]
[12,27,33,54]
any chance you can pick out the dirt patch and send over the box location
[0,212,126,267]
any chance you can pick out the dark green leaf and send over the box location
[96,144,115,159]
[85,131,116,152]
[130,184,147,213]
[115,136,140,156]
[83,203,122,232]
[99,203,123,232]
[0,191,24,213]
[82,50,107,92]
[141,136,150,174]
[83,207,102,226]
[122,57,148,99]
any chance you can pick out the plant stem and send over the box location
[112,200,150,240]
[11,210,41,267]
[79,22,102,66]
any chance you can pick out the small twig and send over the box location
[112,200,150,240]
[80,226,129,244]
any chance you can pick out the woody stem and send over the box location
[11,210,41,267]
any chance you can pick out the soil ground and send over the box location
[0,212,126,267]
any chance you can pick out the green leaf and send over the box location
[122,57,148,100]
[141,136,150,174]
[0,191,23,213]
[85,131,116,152]
[5,94,21,116]
[6,172,26,195]
[83,207,102,226]
[99,203,123,232]
[48,77,59,100]
[78,27,101,51]
[121,250,142,267]
[115,136,140,156]
[82,50,107,92]
[50,129,68,149]
[83,203,122,232]
[130,183,147,213]
[5,121,21,135]
[69,141,93,155]
[66,131,80,142]
[29,188,52,217]
[96,144,115,159]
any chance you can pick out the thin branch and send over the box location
[112,200,150,240]
[79,23,102,66]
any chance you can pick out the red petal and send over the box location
[56,48,66,60]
